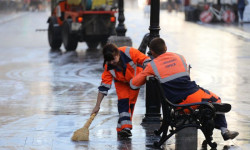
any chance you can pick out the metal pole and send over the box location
[138,0,161,53]
[139,0,161,123]
[149,0,160,39]
[51,0,54,15]
[108,0,132,47]
[116,0,127,36]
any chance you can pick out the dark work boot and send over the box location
[212,103,231,113]
[222,130,239,141]
[118,129,132,138]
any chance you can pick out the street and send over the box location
[0,2,250,150]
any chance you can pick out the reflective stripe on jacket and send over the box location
[130,52,199,103]
[150,52,189,83]
[98,47,150,95]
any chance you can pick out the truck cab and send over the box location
[48,0,118,51]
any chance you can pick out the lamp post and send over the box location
[139,0,161,123]
[108,0,132,47]
[149,0,160,41]
[138,0,160,54]
[116,0,127,36]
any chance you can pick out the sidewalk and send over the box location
[199,22,250,41]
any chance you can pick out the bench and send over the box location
[147,77,231,149]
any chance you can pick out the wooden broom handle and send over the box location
[83,113,96,128]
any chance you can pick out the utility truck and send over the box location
[47,0,117,51]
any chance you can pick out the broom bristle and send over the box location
[71,127,89,141]
[72,113,96,141]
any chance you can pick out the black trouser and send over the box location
[238,7,245,20]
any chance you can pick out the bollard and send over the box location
[107,36,132,47]
[142,76,161,123]
[139,0,161,123]
[107,0,132,47]
[176,127,197,150]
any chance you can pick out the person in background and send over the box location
[91,43,150,138]
[130,37,239,141]
[144,0,151,17]
[238,0,247,24]
[167,0,174,13]
[175,0,182,12]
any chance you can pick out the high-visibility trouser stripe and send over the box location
[125,47,131,59]
[109,69,116,78]
[117,112,132,129]
[130,79,141,90]
[117,120,132,128]
[150,60,190,83]
[121,120,132,126]
[117,124,132,132]
[100,82,111,89]
[99,90,108,95]
[120,112,131,118]
[176,54,188,71]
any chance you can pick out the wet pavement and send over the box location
[0,2,250,150]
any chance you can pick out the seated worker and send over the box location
[130,37,239,141]
[91,43,150,138]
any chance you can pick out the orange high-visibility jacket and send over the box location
[98,47,150,95]
[130,52,199,103]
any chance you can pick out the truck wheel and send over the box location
[48,19,62,50]
[86,41,99,49]
[62,20,78,51]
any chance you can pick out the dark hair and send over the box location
[102,43,119,67]
[149,37,167,55]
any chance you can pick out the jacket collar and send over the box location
[107,50,132,71]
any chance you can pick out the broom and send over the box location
[71,113,96,141]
